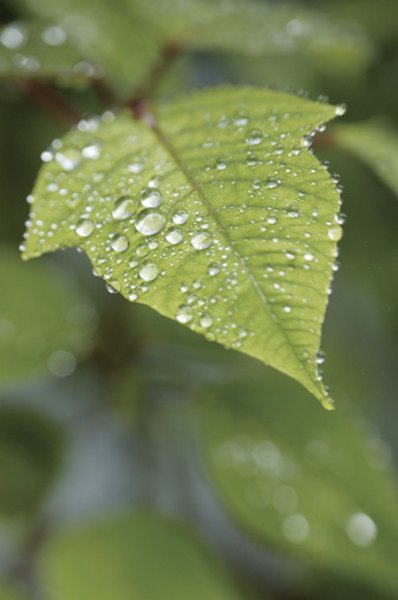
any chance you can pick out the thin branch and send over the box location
[128,41,183,109]
[22,78,82,128]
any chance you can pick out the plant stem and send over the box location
[22,79,82,127]
[128,41,183,107]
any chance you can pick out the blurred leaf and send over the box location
[41,512,239,600]
[0,21,102,85]
[329,0,398,44]
[0,405,63,516]
[333,120,398,197]
[197,369,398,597]
[0,585,25,600]
[0,247,96,383]
[23,87,343,407]
[12,0,375,94]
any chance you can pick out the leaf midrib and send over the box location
[149,114,323,400]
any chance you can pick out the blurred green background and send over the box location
[0,0,398,598]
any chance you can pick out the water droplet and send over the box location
[215,158,227,170]
[246,129,263,146]
[283,306,292,313]
[335,103,347,117]
[304,252,314,262]
[346,513,377,547]
[55,148,81,171]
[286,251,296,260]
[76,218,94,238]
[265,178,280,189]
[191,232,212,250]
[110,234,129,253]
[128,161,144,174]
[282,514,310,544]
[208,263,220,276]
[112,195,136,220]
[128,291,138,301]
[176,305,193,324]
[141,187,163,208]
[82,142,101,160]
[328,225,343,242]
[172,210,188,225]
[139,262,159,282]
[165,227,183,245]
[287,209,301,218]
[200,314,213,328]
[135,210,165,236]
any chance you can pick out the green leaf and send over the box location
[333,120,398,197]
[0,246,96,383]
[41,512,239,600]
[13,0,374,94]
[0,21,101,85]
[23,87,343,408]
[0,405,63,516]
[197,370,398,597]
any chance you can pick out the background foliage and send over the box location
[0,0,398,599]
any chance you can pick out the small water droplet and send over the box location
[208,263,220,276]
[110,234,129,253]
[141,187,163,208]
[304,252,314,262]
[287,209,301,218]
[191,232,212,250]
[335,103,347,117]
[165,227,183,245]
[328,225,343,242]
[246,129,263,146]
[135,210,165,236]
[265,179,280,189]
[215,158,227,170]
[138,262,159,282]
[55,148,81,171]
[176,305,193,324]
[172,210,188,225]
[82,142,101,159]
[76,218,94,238]
[200,314,213,328]
[112,195,136,220]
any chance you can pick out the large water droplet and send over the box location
[135,210,165,236]
[165,228,183,245]
[139,262,159,282]
[110,234,129,253]
[246,129,263,146]
[191,232,212,250]
[200,314,213,328]
[76,218,94,238]
[112,195,136,220]
[141,187,163,208]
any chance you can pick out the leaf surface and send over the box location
[41,512,239,600]
[0,247,95,383]
[197,370,398,597]
[23,87,343,407]
[333,120,398,196]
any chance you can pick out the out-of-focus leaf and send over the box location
[0,21,102,85]
[330,0,398,44]
[12,0,375,94]
[0,405,63,516]
[197,369,398,597]
[0,247,96,383]
[333,120,398,197]
[41,512,239,600]
[0,584,25,600]
[23,87,344,407]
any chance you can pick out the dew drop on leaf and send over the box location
[76,218,94,238]
[191,232,213,250]
[165,228,183,245]
[135,210,166,236]
[172,210,189,225]
[110,234,129,253]
[141,188,163,208]
[112,195,136,220]
[138,262,159,282]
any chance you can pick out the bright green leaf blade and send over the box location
[41,512,239,600]
[333,120,398,197]
[0,247,96,383]
[197,372,398,597]
[0,21,101,85]
[23,87,343,407]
